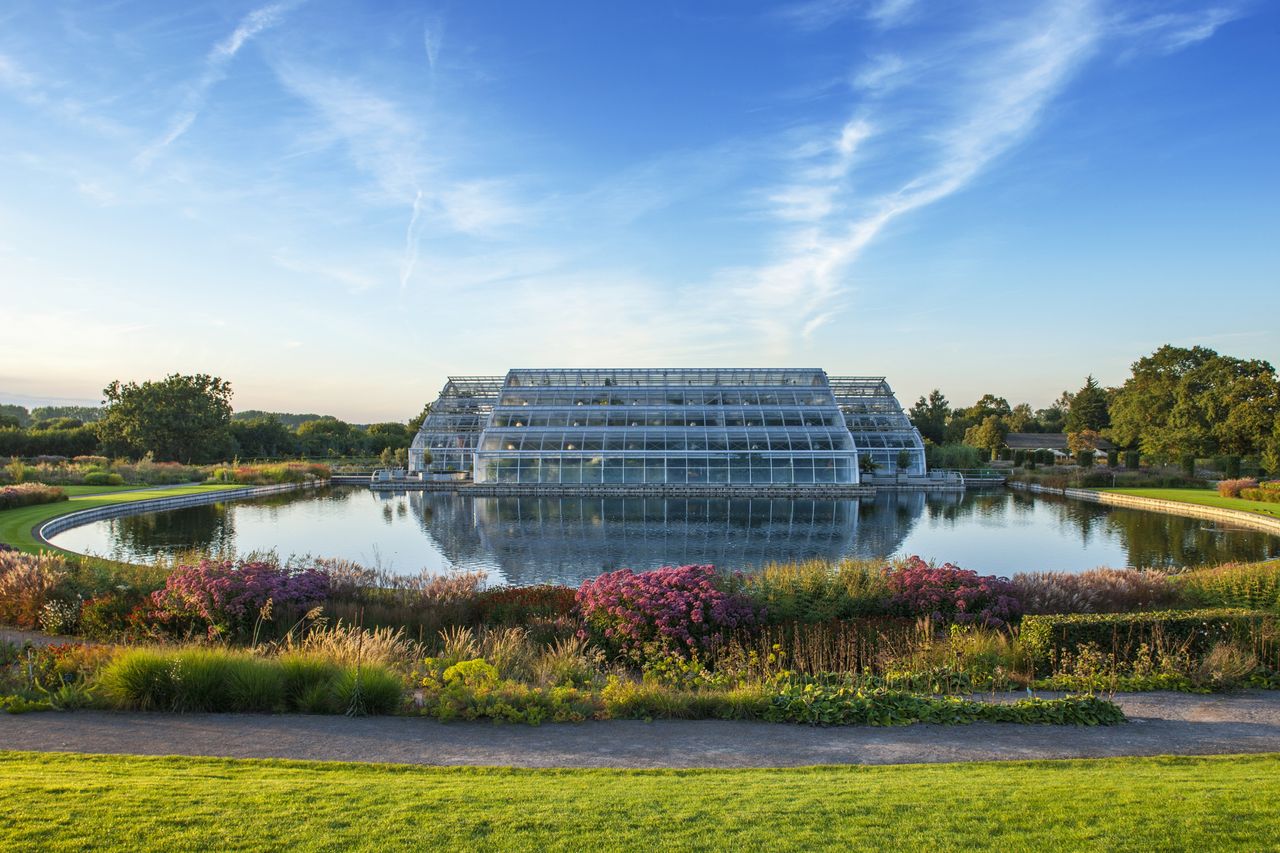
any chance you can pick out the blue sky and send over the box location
[1,0,1276,422]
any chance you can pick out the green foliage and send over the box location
[908,389,950,445]
[295,418,361,457]
[229,416,299,458]
[1178,562,1280,610]
[0,405,31,427]
[97,373,235,463]
[334,665,405,716]
[81,471,124,486]
[98,647,403,714]
[1064,375,1110,433]
[963,416,1008,460]
[1109,345,1280,463]
[924,443,983,469]
[742,559,890,622]
[761,677,1124,726]
[1124,450,1140,469]
[278,653,342,712]
[1019,609,1275,672]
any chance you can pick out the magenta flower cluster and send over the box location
[886,556,1021,628]
[576,564,760,659]
[146,560,330,638]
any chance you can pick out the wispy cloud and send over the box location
[777,0,917,32]
[1115,5,1244,55]
[135,1,301,168]
[400,189,425,291]
[423,16,445,74]
[725,1,1106,350]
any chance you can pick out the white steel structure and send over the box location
[410,369,926,486]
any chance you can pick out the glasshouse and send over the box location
[408,369,927,488]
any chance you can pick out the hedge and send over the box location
[1020,609,1276,670]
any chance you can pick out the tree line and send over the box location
[0,374,432,464]
[908,345,1280,471]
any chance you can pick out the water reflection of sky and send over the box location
[50,486,1280,585]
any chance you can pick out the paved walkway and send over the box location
[2,692,1279,768]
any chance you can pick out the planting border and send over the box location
[34,481,323,551]
[1009,482,1280,537]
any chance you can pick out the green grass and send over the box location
[0,484,246,553]
[1099,488,1280,520]
[0,751,1277,850]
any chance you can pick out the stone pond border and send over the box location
[36,481,324,551]
[1008,481,1280,537]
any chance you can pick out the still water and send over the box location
[48,486,1280,585]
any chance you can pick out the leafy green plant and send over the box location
[1177,562,1280,610]
[1019,609,1276,673]
[334,665,405,716]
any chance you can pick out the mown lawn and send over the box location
[1,751,1278,851]
[1099,487,1280,520]
[0,484,245,553]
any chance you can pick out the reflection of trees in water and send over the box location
[111,503,235,560]
[1027,493,1280,568]
[102,486,349,563]
[1107,509,1280,568]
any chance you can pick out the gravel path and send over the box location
[3,692,1279,768]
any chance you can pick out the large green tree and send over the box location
[964,415,1008,462]
[908,389,950,445]
[296,417,360,457]
[97,374,235,463]
[230,416,299,458]
[1064,375,1110,433]
[1109,345,1280,462]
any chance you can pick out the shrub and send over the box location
[576,565,760,661]
[39,598,81,635]
[206,462,330,486]
[97,647,400,714]
[1177,563,1280,610]
[1124,450,1140,469]
[1019,609,1276,672]
[79,591,147,641]
[885,557,1020,628]
[1012,569,1182,615]
[279,653,342,712]
[142,559,329,640]
[0,552,67,629]
[1219,478,1259,498]
[473,585,577,626]
[719,617,919,677]
[761,678,1124,726]
[99,649,177,710]
[332,664,406,716]
[1240,488,1280,504]
[1182,455,1197,478]
[0,482,66,510]
[81,471,124,486]
[318,560,485,635]
[742,559,890,623]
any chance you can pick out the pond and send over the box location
[47,486,1280,585]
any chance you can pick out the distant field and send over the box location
[1,751,1278,851]
[0,484,245,553]
[1099,488,1280,521]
